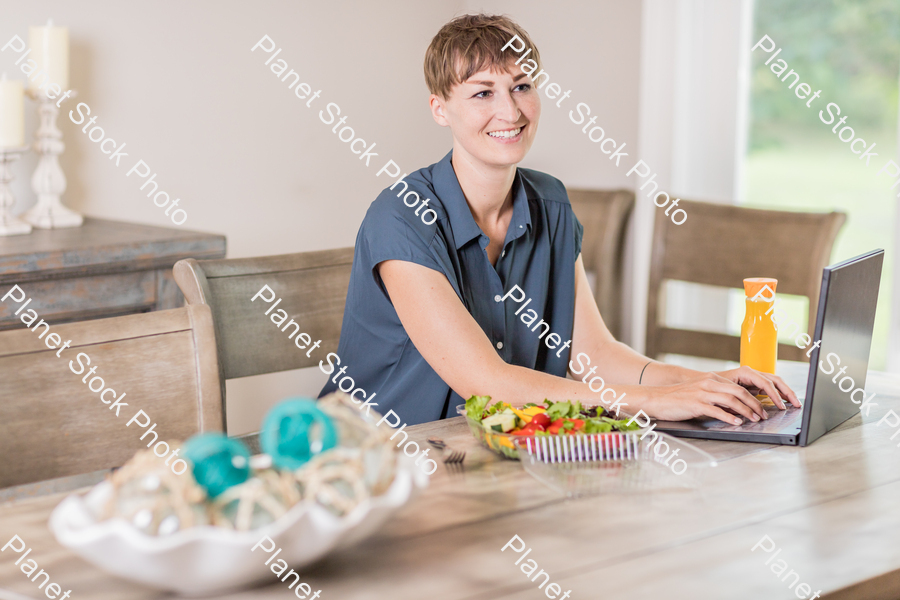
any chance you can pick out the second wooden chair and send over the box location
[645,199,846,363]
[567,188,635,340]
[173,248,354,415]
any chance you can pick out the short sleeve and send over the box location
[360,190,446,297]
[572,209,584,261]
[365,214,442,272]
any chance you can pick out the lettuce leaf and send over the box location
[608,416,640,432]
[580,415,639,434]
[485,401,511,417]
[581,419,613,434]
[465,395,492,421]
[545,399,584,421]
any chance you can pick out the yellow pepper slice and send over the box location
[511,407,531,424]
[522,406,547,417]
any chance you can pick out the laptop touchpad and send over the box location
[692,403,803,432]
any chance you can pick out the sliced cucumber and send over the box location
[482,412,517,433]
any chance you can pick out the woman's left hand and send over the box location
[712,366,801,410]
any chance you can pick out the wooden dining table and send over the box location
[2,363,900,600]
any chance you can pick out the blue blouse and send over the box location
[319,150,583,425]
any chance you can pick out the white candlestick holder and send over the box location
[0,146,32,236]
[22,91,82,228]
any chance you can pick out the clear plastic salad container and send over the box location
[457,403,527,459]
[512,429,717,496]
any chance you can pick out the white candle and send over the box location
[0,75,25,148]
[28,20,68,92]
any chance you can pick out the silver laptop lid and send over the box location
[800,249,884,446]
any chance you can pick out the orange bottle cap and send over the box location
[743,277,777,299]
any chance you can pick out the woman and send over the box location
[320,14,799,426]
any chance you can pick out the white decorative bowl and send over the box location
[49,454,427,596]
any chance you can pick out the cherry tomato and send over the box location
[531,413,551,429]
[512,422,541,436]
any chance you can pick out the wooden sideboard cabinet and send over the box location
[0,218,226,330]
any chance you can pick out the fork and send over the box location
[427,437,466,464]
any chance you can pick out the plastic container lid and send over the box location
[743,277,777,299]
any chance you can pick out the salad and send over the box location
[465,395,640,448]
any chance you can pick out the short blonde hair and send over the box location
[424,14,542,100]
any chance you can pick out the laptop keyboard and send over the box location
[697,402,804,432]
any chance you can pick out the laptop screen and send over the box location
[800,249,884,446]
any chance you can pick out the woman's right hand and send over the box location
[639,372,771,426]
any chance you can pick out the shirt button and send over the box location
[496,341,504,350]
[494,295,502,302]
[501,250,506,257]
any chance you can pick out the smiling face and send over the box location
[429,63,541,171]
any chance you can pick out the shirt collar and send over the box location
[433,150,533,250]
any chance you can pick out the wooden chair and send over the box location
[0,304,222,488]
[173,248,354,415]
[645,199,846,363]
[568,188,635,340]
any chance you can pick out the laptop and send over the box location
[655,249,884,446]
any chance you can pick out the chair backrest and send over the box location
[645,199,846,363]
[0,304,222,488]
[567,188,635,340]
[173,248,354,401]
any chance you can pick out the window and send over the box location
[742,0,900,370]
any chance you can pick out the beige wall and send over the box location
[4,0,642,253]
[464,0,643,188]
[4,1,458,258]
[2,0,643,434]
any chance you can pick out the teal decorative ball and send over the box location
[261,398,338,470]
[182,433,251,498]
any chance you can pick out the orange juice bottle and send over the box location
[740,278,778,374]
